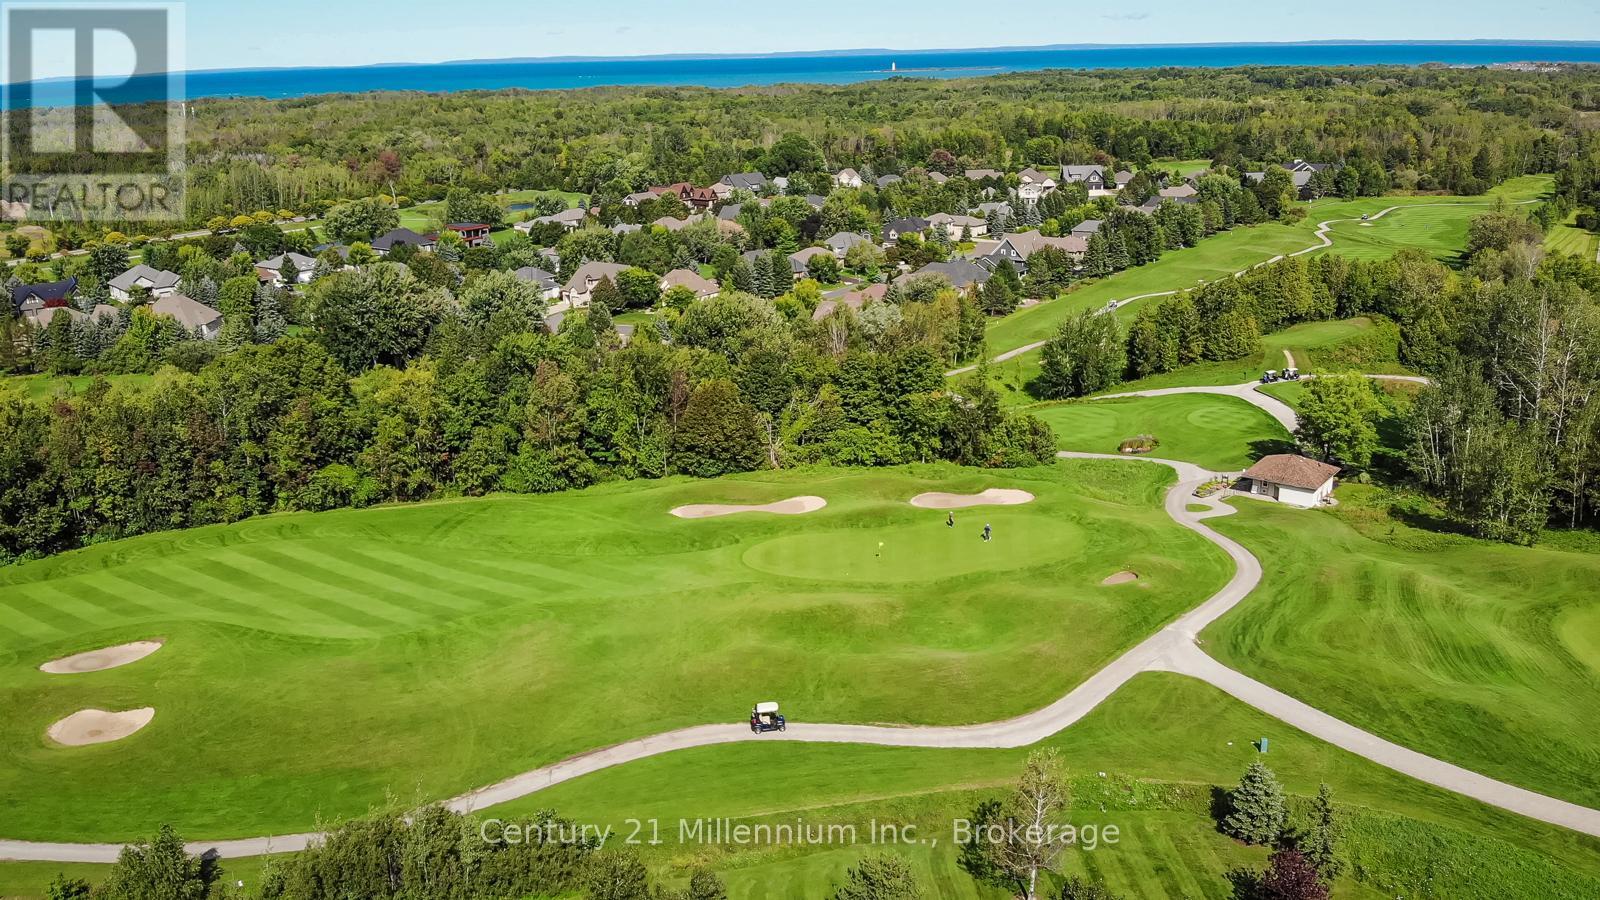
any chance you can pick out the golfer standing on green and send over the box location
[983,523,992,543]
[946,511,954,528]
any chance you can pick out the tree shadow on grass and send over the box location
[1246,437,1297,461]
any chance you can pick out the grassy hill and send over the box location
[1031,393,1291,470]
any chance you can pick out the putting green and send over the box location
[0,461,1231,841]
[743,515,1077,583]
[1032,393,1290,470]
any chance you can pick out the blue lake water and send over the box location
[8,43,1600,109]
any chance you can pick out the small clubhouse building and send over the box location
[1239,454,1340,508]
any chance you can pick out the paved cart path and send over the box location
[5,427,1597,863]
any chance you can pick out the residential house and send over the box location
[108,265,181,302]
[812,283,887,322]
[22,302,118,330]
[652,183,716,210]
[993,230,1088,267]
[973,201,1013,221]
[834,168,863,188]
[789,246,834,274]
[802,194,828,211]
[719,172,768,194]
[1017,168,1057,201]
[444,223,493,248]
[909,259,992,290]
[824,231,871,259]
[927,171,949,185]
[716,203,744,222]
[562,261,632,307]
[1113,170,1135,190]
[927,212,987,240]
[660,268,720,299]
[521,207,588,233]
[652,216,694,232]
[1158,184,1198,200]
[1061,165,1109,192]
[256,252,317,286]
[883,217,930,243]
[151,293,224,340]
[1070,219,1103,239]
[512,266,562,301]
[772,176,789,194]
[10,277,77,315]
[875,174,903,189]
[964,168,1003,182]
[372,228,434,255]
[743,249,805,279]
[623,189,662,208]
[610,223,643,235]
[1239,455,1340,508]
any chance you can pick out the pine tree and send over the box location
[751,255,773,297]
[255,289,287,344]
[1107,233,1131,271]
[590,276,622,313]
[831,853,922,900]
[985,208,1005,235]
[729,258,756,294]
[1222,761,1287,846]
[1298,784,1345,881]
[1084,233,1110,278]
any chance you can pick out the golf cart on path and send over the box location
[750,701,786,733]
[1262,370,1279,384]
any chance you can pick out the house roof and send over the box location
[660,268,719,296]
[565,261,631,293]
[109,265,181,292]
[802,194,827,210]
[928,213,984,227]
[973,201,1012,216]
[652,216,692,231]
[998,230,1087,258]
[717,203,743,221]
[1114,170,1135,185]
[876,174,903,188]
[825,231,870,252]
[1018,167,1056,184]
[611,223,643,234]
[150,293,223,332]
[513,266,559,289]
[928,171,949,184]
[1061,164,1106,181]
[1159,184,1198,199]
[1243,454,1341,491]
[624,190,661,204]
[884,217,929,235]
[812,283,887,322]
[964,169,1003,181]
[790,246,833,266]
[911,259,992,289]
[1071,219,1103,235]
[721,172,767,191]
[371,228,431,251]
[258,252,316,272]
[11,277,78,306]
[836,167,860,179]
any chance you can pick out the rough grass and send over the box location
[1201,487,1600,809]
[488,674,1600,899]
[0,461,1232,841]
[1031,393,1291,470]
[1,373,153,402]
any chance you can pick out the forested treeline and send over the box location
[153,65,1596,225]
[0,264,1054,562]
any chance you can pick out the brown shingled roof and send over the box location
[1242,454,1341,490]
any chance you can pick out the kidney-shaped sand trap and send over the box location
[671,496,828,519]
[46,708,155,746]
[1101,570,1140,586]
[909,488,1036,509]
[40,640,164,674]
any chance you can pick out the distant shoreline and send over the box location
[6,41,1599,110]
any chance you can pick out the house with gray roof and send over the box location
[371,228,434,255]
[513,266,561,300]
[910,259,992,290]
[1070,219,1103,239]
[150,294,224,340]
[964,168,1003,181]
[1061,165,1109,191]
[883,217,930,243]
[660,268,720,299]
[256,252,318,286]
[876,174,903,189]
[824,231,871,258]
[563,261,632,306]
[108,265,182,301]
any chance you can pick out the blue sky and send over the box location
[37,0,1600,76]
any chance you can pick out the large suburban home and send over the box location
[812,283,887,322]
[1159,184,1199,200]
[824,231,871,258]
[611,223,643,235]
[21,302,118,329]
[875,174,903,189]
[650,182,717,209]
[1283,159,1331,174]
[964,168,1003,182]
[927,171,949,185]
[910,259,992,290]
[512,266,562,300]
[719,172,768,194]
[789,246,834,274]
[833,168,863,188]
[521,207,588,233]
[652,216,694,232]
[973,200,1013,220]
[108,265,181,301]
[562,261,632,307]
[623,189,662,208]
[927,212,988,239]
[151,293,224,340]
[1239,454,1340,508]
[883,216,930,243]
[10,277,78,316]
[443,223,493,248]
[743,249,805,278]
[256,252,318,286]
[660,268,720,300]
[1060,165,1109,192]
[1114,170,1135,191]
[1070,219,1103,239]
[371,228,435,255]
[993,230,1089,266]
[1017,168,1057,201]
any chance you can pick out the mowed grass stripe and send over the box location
[42,576,175,624]
[14,582,147,636]
[1131,816,1203,899]
[0,599,64,641]
[397,549,600,600]
[356,546,552,599]
[209,548,433,630]
[99,568,362,637]
[177,553,400,634]
[335,546,525,607]
[0,588,105,635]
[286,544,489,614]
[242,544,476,623]
[136,561,318,629]
[1167,820,1232,900]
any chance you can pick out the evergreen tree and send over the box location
[832,853,922,900]
[1258,848,1330,900]
[1107,232,1131,271]
[671,378,763,477]
[1222,762,1287,846]
[729,258,756,294]
[979,274,1017,316]
[685,869,728,900]
[98,823,214,900]
[1297,784,1345,882]
[590,276,622,313]
[1083,233,1110,278]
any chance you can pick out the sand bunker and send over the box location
[40,640,164,674]
[1101,571,1140,586]
[46,708,155,746]
[909,489,1036,509]
[671,496,827,519]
